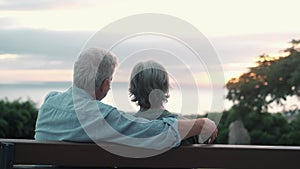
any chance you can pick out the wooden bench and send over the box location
[1,139,300,169]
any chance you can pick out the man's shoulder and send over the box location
[96,101,119,114]
[44,91,61,100]
[42,88,72,107]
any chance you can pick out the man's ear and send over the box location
[94,84,102,99]
[99,79,107,92]
[101,79,110,89]
[95,79,109,100]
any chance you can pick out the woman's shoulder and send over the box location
[158,109,177,119]
[134,109,177,120]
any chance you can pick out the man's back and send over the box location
[35,87,90,141]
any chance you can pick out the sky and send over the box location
[0,0,300,86]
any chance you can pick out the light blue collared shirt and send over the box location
[35,87,181,150]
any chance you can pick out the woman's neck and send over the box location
[140,105,164,111]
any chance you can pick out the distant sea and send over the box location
[0,81,232,115]
[1,81,297,115]
[0,81,72,107]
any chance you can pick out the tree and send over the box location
[226,39,300,113]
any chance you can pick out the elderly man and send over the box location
[35,47,217,150]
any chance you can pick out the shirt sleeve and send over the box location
[76,101,181,150]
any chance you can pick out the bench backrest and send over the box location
[1,139,300,169]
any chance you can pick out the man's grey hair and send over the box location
[73,47,118,93]
[129,60,170,109]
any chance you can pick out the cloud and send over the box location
[0,0,96,11]
[0,27,299,84]
[0,28,92,69]
[209,32,300,65]
[0,17,16,28]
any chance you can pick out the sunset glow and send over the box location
[0,69,73,83]
[0,54,18,60]
[0,0,299,84]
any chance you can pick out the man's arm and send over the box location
[76,98,217,149]
[178,118,218,143]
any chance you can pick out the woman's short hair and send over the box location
[73,47,118,92]
[129,60,170,109]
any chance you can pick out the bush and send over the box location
[278,113,300,145]
[213,106,300,145]
[0,98,38,138]
[250,130,276,145]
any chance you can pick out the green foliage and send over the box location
[0,98,38,138]
[278,113,300,145]
[214,125,228,144]
[244,112,290,145]
[226,39,300,112]
[250,130,275,145]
